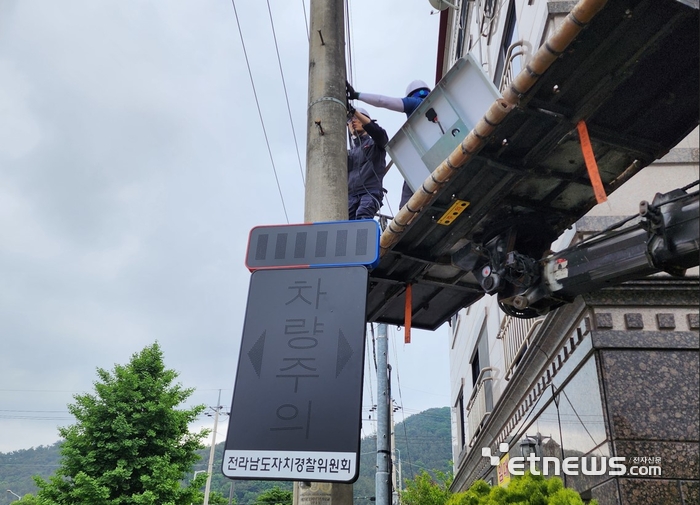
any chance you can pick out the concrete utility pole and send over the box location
[390,397,399,505]
[203,390,222,505]
[294,1,351,505]
[303,0,348,224]
[375,324,391,505]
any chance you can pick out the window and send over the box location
[493,0,519,88]
[454,0,472,59]
[518,357,609,489]
[471,349,481,387]
[470,318,493,411]
[451,314,461,349]
[456,388,467,448]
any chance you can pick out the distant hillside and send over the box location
[353,406,452,502]
[194,406,452,504]
[0,407,451,504]
[0,444,62,498]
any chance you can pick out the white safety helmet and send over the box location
[348,107,371,125]
[356,107,370,119]
[405,79,431,97]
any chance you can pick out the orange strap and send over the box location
[404,284,412,344]
[577,120,607,204]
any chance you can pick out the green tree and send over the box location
[254,486,293,505]
[34,342,209,505]
[447,473,598,505]
[15,494,41,504]
[192,490,228,505]
[401,469,453,505]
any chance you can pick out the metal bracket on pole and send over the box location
[308,96,348,110]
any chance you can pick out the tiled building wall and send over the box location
[585,282,699,504]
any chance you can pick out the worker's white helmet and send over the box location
[405,79,431,97]
[356,107,370,119]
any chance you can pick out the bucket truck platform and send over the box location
[366,0,699,330]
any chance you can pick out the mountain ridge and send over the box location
[0,407,452,503]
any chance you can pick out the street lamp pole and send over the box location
[394,448,402,499]
[6,489,21,501]
[191,471,207,505]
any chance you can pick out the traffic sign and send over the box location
[245,220,380,271]
[222,266,368,483]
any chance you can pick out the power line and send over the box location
[0,410,69,413]
[0,416,72,421]
[301,0,309,41]
[389,325,414,480]
[344,0,354,86]
[344,0,396,220]
[266,0,306,188]
[230,0,289,223]
[0,389,81,393]
[561,388,603,451]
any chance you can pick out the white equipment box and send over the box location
[386,54,502,193]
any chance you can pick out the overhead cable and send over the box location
[344,0,354,85]
[266,0,306,187]
[389,326,414,480]
[301,0,310,41]
[231,0,290,223]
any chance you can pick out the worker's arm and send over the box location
[347,81,405,113]
[349,109,388,148]
[362,119,389,149]
[350,108,372,126]
[357,92,405,113]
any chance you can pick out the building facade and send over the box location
[438,0,699,503]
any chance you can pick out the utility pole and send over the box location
[203,389,223,505]
[294,1,350,505]
[303,0,348,223]
[375,324,391,505]
[390,400,398,505]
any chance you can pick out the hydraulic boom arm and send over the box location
[462,184,700,318]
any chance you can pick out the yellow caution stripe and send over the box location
[437,199,470,225]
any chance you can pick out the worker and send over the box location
[347,106,389,220]
[346,80,432,208]
[346,79,431,118]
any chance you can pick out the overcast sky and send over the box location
[0,0,449,454]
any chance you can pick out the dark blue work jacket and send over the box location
[347,120,388,197]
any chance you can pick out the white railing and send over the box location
[499,40,526,93]
[466,367,494,445]
[498,315,544,381]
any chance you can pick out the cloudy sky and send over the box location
[0,0,449,453]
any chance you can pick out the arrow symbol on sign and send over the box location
[248,331,265,378]
[336,329,353,377]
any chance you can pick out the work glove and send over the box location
[346,81,360,100]
[347,101,356,119]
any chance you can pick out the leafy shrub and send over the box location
[403,470,597,505]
